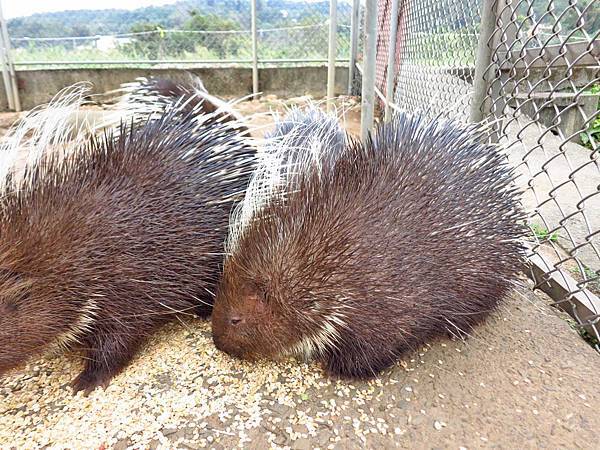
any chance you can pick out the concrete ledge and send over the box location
[2,65,350,111]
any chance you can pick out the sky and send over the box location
[2,0,179,19]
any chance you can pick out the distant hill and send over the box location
[8,0,596,42]
[7,0,339,39]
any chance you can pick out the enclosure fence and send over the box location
[5,0,352,68]
[485,0,600,348]
[359,0,600,349]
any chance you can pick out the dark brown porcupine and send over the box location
[116,75,248,133]
[211,108,526,379]
[0,84,256,394]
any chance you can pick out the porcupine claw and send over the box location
[71,369,112,396]
[71,333,143,396]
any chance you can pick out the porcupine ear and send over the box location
[226,105,347,253]
[0,82,99,192]
[0,266,32,305]
[240,291,268,315]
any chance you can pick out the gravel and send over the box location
[1,285,599,449]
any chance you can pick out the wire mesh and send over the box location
[378,0,482,121]
[6,0,352,67]
[256,0,352,61]
[376,0,600,349]
[485,0,600,348]
[354,1,366,69]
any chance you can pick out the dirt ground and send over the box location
[235,95,363,138]
[0,97,599,449]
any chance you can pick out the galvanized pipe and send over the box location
[0,0,14,110]
[0,0,19,111]
[326,0,338,112]
[251,0,259,96]
[0,34,12,110]
[360,0,378,141]
[468,0,498,123]
[384,0,400,122]
[347,0,360,95]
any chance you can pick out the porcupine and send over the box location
[2,75,248,180]
[0,80,256,394]
[211,107,526,379]
[112,75,249,133]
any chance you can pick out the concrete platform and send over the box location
[1,283,598,449]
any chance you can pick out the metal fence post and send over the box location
[348,0,360,95]
[327,0,338,112]
[251,0,259,96]
[384,0,400,122]
[360,0,378,141]
[0,0,18,111]
[468,0,498,123]
[489,0,517,130]
[0,32,13,110]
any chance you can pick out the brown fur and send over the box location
[212,110,526,379]
[0,100,255,394]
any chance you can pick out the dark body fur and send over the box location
[0,99,255,393]
[120,76,248,133]
[212,110,526,379]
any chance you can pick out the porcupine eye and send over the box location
[229,289,266,329]
[230,316,244,326]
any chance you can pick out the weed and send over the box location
[530,223,559,242]
[565,316,600,351]
[580,84,600,150]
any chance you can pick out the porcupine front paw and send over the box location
[321,342,400,380]
[71,334,142,396]
[71,367,114,396]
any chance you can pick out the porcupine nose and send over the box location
[213,324,244,358]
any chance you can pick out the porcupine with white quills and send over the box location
[0,79,256,394]
[211,107,526,379]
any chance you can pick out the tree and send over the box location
[122,23,194,59]
[184,10,242,58]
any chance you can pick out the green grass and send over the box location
[11,31,352,69]
[579,328,600,348]
[568,264,600,297]
[530,224,559,243]
[580,84,600,151]
[568,320,600,350]
[12,44,243,64]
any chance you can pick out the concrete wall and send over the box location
[1,65,349,111]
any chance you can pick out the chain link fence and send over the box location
[257,0,352,62]
[368,0,600,349]
[382,0,480,121]
[486,0,600,348]
[7,0,352,68]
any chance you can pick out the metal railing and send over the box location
[354,0,600,350]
